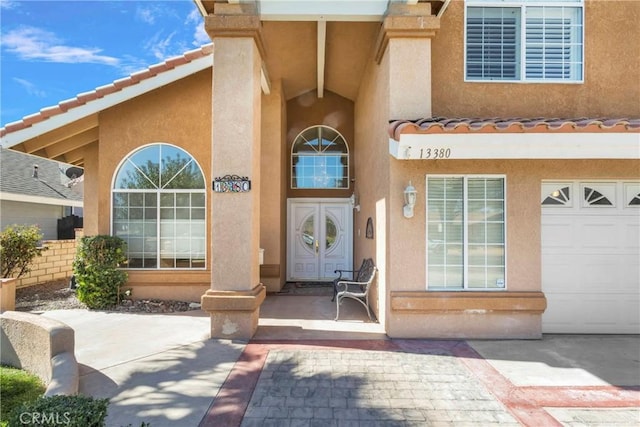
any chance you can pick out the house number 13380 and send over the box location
[420,148,451,159]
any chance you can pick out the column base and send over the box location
[201,284,266,339]
[0,278,17,313]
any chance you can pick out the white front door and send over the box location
[287,198,353,281]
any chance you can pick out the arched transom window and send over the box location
[291,125,349,189]
[112,144,206,269]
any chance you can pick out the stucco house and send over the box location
[0,147,83,240]
[1,0,638,339]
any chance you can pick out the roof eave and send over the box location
[1,50,213,149]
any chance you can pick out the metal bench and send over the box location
[333,258,377,321]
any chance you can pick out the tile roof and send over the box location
[0,148,83,202]
[389,117,640,140]
[0,44,214,138]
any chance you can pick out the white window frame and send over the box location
[464,0,584,83]
[291,125,350,190]
[425,174,508,291]
[111,143,207,270]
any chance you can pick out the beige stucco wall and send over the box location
[353,39,392,327]
[385,158,639,338]
[73,0,638,333]
[93,69,212,301]
[286,90,355,200]
[432,0,640,117]
[260,80,287,292]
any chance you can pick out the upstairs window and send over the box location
[291,125,349,189]
[466,0,583,82]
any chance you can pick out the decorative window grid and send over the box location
[112,144,206,269]
[624,183,640,207]
[580,182,616,208]
[542,184,571,206]
[291,125,349,189]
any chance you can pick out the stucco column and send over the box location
[374,4,439,118]
[201,12,266,339]
[373,5,439,333]
[260,80,286,292]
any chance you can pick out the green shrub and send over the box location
[0,365,46,426]
[73,235,128,310]
[7,395,109,427]
[0,225,45,278]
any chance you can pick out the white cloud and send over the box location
[13,77,47,97]
[136,6,156,25]
[0,0,18,10]
[188,8,210,46]
[1,26,120,65]
[144,30,186,61]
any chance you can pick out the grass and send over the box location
[0,365,46,426]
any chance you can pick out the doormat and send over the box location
[276,282,333,296]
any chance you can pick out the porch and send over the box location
[256,286,386,341]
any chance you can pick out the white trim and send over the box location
[261,63,271,95]
[317,20,326,99]
[437,0,452,18]
[1,54,213,148]
[110,143,207,270]
[464,0,585,83]
[425,174,507,291]
[390,133,640,160]
[258,0,389,21]
[0,191,83,208]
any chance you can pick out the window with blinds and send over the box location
[427,176,506,291]
[466,1,583,82]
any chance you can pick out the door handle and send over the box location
[315,239,319,255]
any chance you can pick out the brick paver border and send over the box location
[199,340,640,427]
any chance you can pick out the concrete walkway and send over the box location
[42,296,640,427]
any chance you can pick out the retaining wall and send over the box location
[0,311,79,396]
[17,229,83,289]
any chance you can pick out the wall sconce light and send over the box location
[403,181,417,218]
[350,193,361,212]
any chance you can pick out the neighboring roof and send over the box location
[389,117,640,141]
[0,148,83,206]
[389,117,640,140]
[0,44,214,147]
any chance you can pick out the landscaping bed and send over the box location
[15,279,199,313]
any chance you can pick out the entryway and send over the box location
[286,198,353,281]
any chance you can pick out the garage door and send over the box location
[542,181,640,334]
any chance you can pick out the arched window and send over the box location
[291,125,349,189]
[112,144,206,269]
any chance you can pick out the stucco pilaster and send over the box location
[376,12,438,119]
[202,13,266,339]
[260,80,286,292]
[83,142,99,235]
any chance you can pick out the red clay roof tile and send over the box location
[389,117,640,140]
[0,44,214,138]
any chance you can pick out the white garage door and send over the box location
[542,181,640,334]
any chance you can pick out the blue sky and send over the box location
[0,0,209,127]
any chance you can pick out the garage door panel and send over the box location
[543,253,629,290]
[542,180,640,334]
[541,221,575,249]
[544,293,639,334]
[579,222,618,249]
[623,222,640,249]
